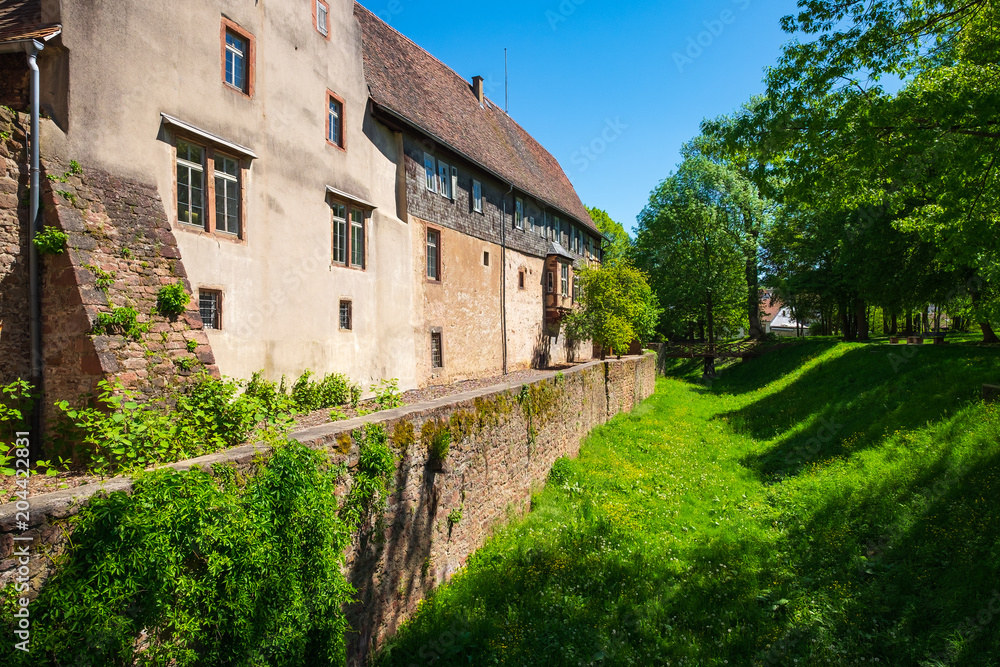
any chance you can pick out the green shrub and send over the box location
[290,370,360,414]
[3,440,355,666]
[0,380,34,475]
[185,339,198,353]
[155,281,190,317]
[371,378,404,411]
[33,226,68,255]
[429,427,451,465]
[340,423,396,528]
[84,264,115,290]
[52,375,294,475]
[92,306,147,339]
[548,456,573,486]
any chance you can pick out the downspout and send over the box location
[26,40,43,448]
[500,183,513,375]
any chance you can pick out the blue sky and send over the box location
[357,0,802,234]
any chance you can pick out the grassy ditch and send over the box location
[378,339,1000,666]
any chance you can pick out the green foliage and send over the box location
[69,159,82,175]
[0,380,34,475]
[586,206,631,265]
[563,261,660,356]
[423,420,452,465]
[290,370,361,414]
[52,376,291,475]
[33,226,68,255]
[447,507,463,526]
[185,339,198,353]
[2,440,355,666]
[54,189,77,205]
[340,423,396,529]
[174,356,196,372]
[155,281,190,317]
[370,378,403,411]
[379,340,1000,665]
[92,307,147,340]
[84,264,116,290]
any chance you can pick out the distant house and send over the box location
[761,291,808,337]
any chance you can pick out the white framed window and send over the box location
[472,179,483,212]
[561,263,569,297]
[515,197,524,229]
[327,94,344,148]
[225,32,247,91]
[214,153,240,235]
[424,153,436,192]
[426,228,441,280]
[350,208,365,268]
[437,160,452,199]
[554,216,562,244]
[573,276,580,302]
[332,203,348,265]
[176,140,205,228]
[316,0,330,36]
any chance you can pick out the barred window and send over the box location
[199,290,221,330]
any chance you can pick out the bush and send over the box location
[4,441,355,665]
[52,375,295,475]
[33,226,68,255]
[155,281,190,317]
[371,379,403,411]
[290,370,360,414]
[92,306,147,339]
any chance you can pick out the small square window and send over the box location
[327,93,344,148]
[199,290,221,330]
[339,300,353,331]
[473,179,483,213]
[431,331,444,369]
[483,251,490,267]
[316,0,330,36]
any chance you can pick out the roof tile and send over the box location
[354,2,595,231]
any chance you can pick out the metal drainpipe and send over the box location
[25,41,43,447]
[501,183,513,375]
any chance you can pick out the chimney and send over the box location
[472,76,485,105]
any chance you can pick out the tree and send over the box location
[587,207,631,266]
[739,0,1000,341]
[634,153,764,362]
[563,261,660,360]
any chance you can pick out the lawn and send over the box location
[376,339,1000,666]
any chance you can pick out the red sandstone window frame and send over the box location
[199,289,223,330]
[329,201,368,271]
[430,329,444,369]
[221,18,255,98]
[326,90,346,151]
[172,134,248,243]
[313,0,331,39]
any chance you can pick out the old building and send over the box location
[0,0,601,402]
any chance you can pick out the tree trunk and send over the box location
[856,299,869,341]
[704,290,716,377]
[841,301,855,341]
[890,313,898,336]
[970,287,1000,344]
[905,310,913,336]
[746,259,764,340]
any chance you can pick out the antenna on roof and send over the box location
[505,48,509,113]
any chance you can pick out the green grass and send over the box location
[376,340,1000,666]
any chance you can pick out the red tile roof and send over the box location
[0,0,59,43]
[760,291,782,324]
[354,2,595,232]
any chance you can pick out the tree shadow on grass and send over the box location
[374,428,1000,666]
[718,344,1000,482]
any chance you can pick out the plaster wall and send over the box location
[36,0,416,389]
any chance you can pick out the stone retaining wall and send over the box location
[0,353,656,665]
